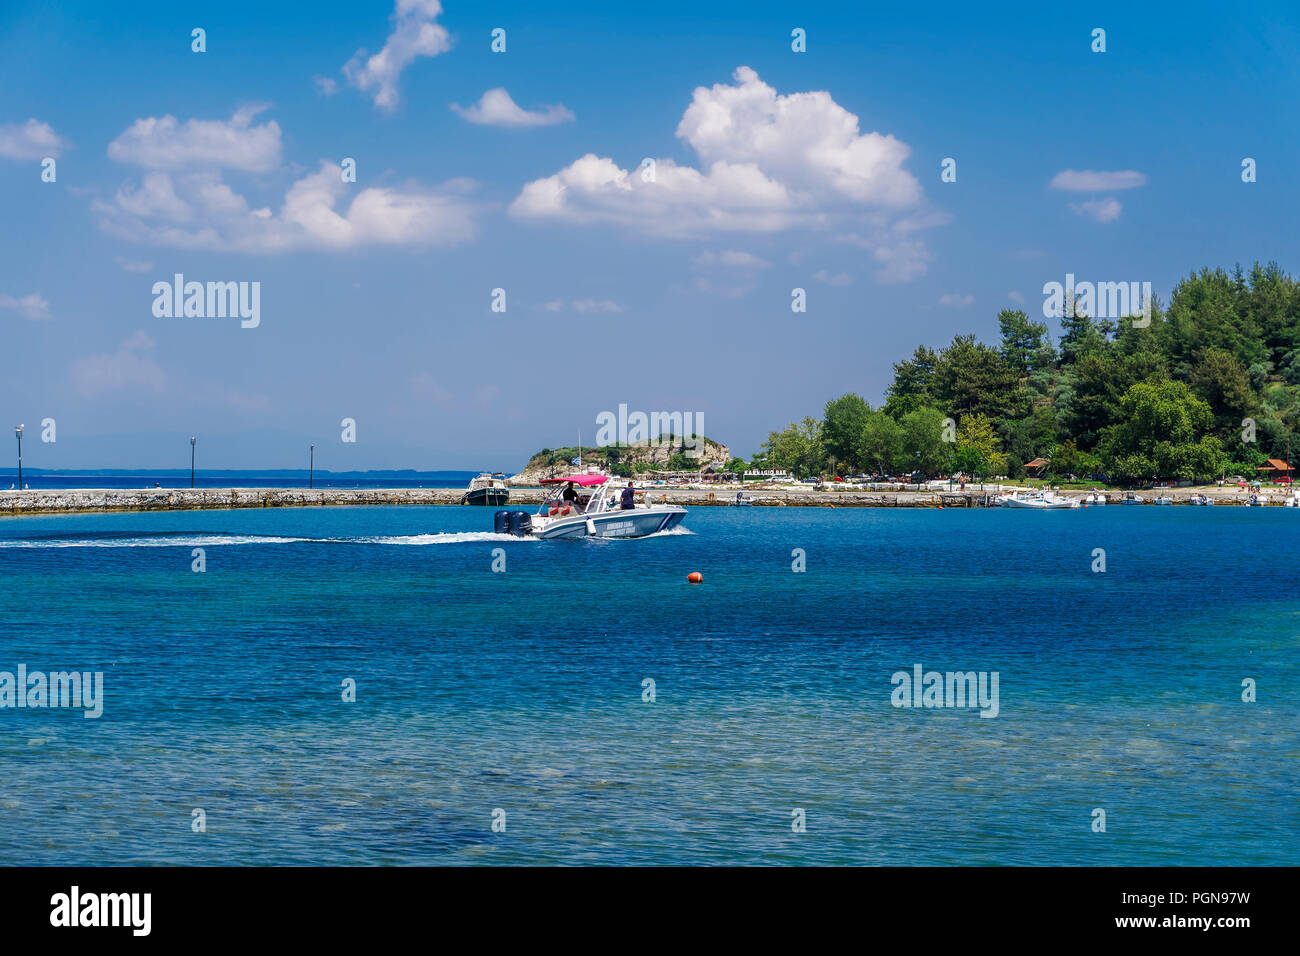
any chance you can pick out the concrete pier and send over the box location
[0,486,1277,516]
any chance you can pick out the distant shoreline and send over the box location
[0,485,1289,516]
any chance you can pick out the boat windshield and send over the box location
[537,480,610,517]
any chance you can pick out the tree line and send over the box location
[748,263,1300,484]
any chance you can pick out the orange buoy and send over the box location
[687,572,703,584]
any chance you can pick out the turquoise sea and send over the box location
[0,504,1296,865]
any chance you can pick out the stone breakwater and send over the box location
[0,487,1282,516]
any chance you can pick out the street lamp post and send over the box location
[14,424,23,491]
[190,436,196,489]
[309,444,315,489]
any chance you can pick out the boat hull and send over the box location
[533,506,687,540]
[461,488,509,506]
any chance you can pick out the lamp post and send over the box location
[309,444,315,489]
[190,436,196,489]
[14,424,23,491]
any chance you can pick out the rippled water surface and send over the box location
[0,504,1296,865]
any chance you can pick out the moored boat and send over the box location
[461,473,510,506]
[999,490,1080,510]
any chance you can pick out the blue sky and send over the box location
[2,0,1298,471]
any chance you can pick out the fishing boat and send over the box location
[1085,490,1107,506]
[730,491,755,506]
[1153,494,1174,506]
[999,490,1080,510]
[495,473,687,539]
[460,473,510,506]
[1189,493,1214,506]
[1121,492,1144,506]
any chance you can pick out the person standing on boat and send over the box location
[620,482,636,510]
[562,481,580,512]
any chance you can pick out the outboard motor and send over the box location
[508,511,532,537]
[493,510,510,535]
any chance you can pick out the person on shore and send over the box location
[620,482,636,510]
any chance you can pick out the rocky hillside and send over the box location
[511,436,730,485]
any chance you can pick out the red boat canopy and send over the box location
[540,474,609,486]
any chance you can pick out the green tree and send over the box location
[822,393,871,471]
[1099,380,1228,481]
[899,406,950,478]
[854,409,904,475]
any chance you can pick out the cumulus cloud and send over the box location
[938,293,974,306]
[0,292,52,320]
[510,66,931,260]
[313,75,338,96]
[0,119,67,160]
[344,0,452,112]
[97,109,479,253]
[814,269,854,286]
[68,331,165,396]
[451,88,575,127]
[694,249,770,268]
[538,299,623,314]
[1069,197,1123,223]
[108,105,281,172]
[837,227,932,284]
[572,299,623,314]
[1050,169,1146,191]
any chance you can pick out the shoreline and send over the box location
[0,485,1288,516]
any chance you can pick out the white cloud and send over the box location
[537,299,624,313]
[97,108,480,253]
[0,292,52,321]
[313,75,338,96]
[1069,197,1122,223]
[837,229,932,284]
[938,293,974,306]
[694,249,770,269]
[1050,169,1146,191]
[108,105,281,172]
[344,0,452,112]
[68,331,165,396]
[813,269,854,286]
[1008,290,1025,303]
[571,299,623,314]
[451,88,575,127]
[115,257,154,273]
[510,66,929,249]
[0,119,67,160]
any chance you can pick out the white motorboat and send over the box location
[1122,492,1144,505]
[495,473,687,539]
[730,491,755,507]
[999,490,1080,510]
[1189,493,1214,506]
[1153,494,1174,506]
[1085,490,1107,506]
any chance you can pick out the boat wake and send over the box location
[0,530,541,549]
[0,534,311,549]
[350,532,539,546]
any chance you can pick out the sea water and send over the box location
[0,504,1295,865]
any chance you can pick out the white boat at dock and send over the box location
[998,490,1080,510]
